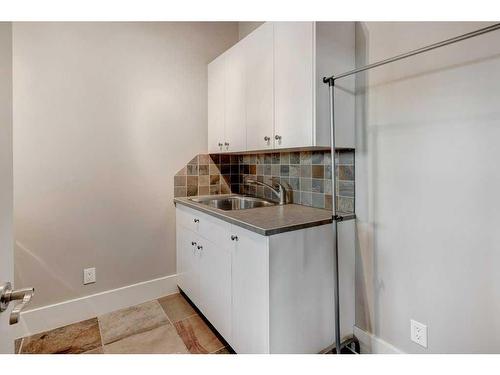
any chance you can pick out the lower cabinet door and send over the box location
[177,226,200,305]
[231,225,270,353]
[198,237,232,343]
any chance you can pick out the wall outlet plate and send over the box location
[410,319,428,348]
[83,267,96,285]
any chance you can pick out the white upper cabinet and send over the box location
[207,55,225,153]
[224,41,247,152]
[274,22,314,149]
[245,22,274,151]
[208,22,355,153]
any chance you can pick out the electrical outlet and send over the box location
[410,319,427,348]
[83,267,96,285]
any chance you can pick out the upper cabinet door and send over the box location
[224,41,246,152]
[274,22,314,149]
[208,55,225,153]
[245,23,274,151]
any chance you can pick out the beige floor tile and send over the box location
[83,346,104,354]
[174,315,224,354]
[158,293,196,323]
[103,324,188,354]
[213,347,232,354]
[21,318,101,354]
[98,300,169,344]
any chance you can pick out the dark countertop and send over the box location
[174,195,355,236]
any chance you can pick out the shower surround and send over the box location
[174,150,354,213]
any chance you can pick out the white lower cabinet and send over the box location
[230,225,270,353]
[198,237,232,342]
[176,204,354,353]
[176,225,200,305]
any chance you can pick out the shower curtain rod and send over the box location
[323,22,500,86]
[324,22,500,355]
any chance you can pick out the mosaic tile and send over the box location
[174,150,354,214]
[301,192,312,206]
[339,150,354,165]
[199,165,209,175]
[187,164,198,175]
[199,154,211,164]
[339,165,354,180]
[312,179,324,193]
[198,175,209,186]
[312,165,324,179]
[290,152,300,164]
[187,176,198,186]
[300,165,312,178]
[174,175,186,187]
[312,151,324,165]
[312,193,325,208]
[300,151,312,164]
[174,187,187,197]
[280,165,289,176]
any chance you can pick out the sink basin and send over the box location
[189,195,277,211]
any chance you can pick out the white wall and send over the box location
[0,22,14,353]
[354,22,500,353]
[13,22,238,309]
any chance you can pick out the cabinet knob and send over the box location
[231,235,238,241]
[197,245,203,250]
[224,142,229,146]
[191,241,197,246]
[275,135,282,141]
[193,218,199,223]
[264,136,270,142]
[218,142,223,147]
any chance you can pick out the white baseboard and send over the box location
[354,326,405,354]
[13,274,178,339]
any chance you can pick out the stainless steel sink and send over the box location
[189,195,277,211]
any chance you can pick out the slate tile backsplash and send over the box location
[174,150,355,213]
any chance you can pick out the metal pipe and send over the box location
[323,22,500,84]
[328,80,342,354]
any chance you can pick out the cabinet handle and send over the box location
[193,218,199,223]
[218,142,223,147]
[197,245,203,250]
[191,241,197,246]
[264,136,270,143]
[275,135,282,141]
[231,235,238,241]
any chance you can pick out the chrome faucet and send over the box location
[246,178,287,205]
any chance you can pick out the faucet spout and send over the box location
[246,178,287,205]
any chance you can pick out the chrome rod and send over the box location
[328,81,342,354]
[323,22,500,84]
[323,21,500,355]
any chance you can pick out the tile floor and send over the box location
[15,292,232,354]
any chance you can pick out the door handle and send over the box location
[0,282,35,325]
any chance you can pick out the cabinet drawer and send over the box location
[176,204,201,232]
[176,204,231,245]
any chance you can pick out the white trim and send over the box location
[353,325,405,354]
[13,274,178,339]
